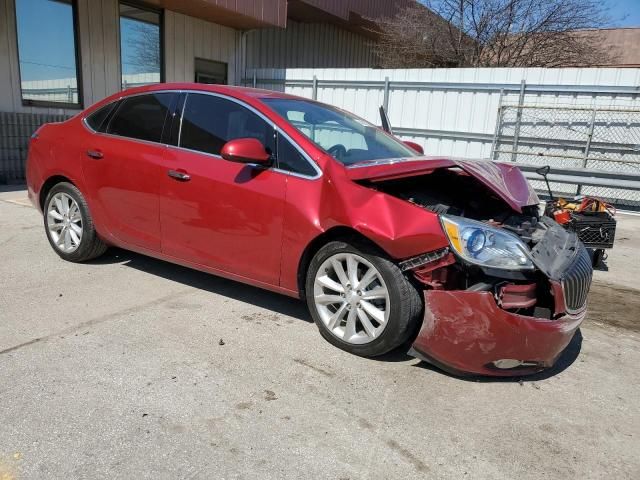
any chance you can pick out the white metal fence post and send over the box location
[511,80,527,163]
[577,107,598,195]
[490,88,505,161]
[383,76,390,112]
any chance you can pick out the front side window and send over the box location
[15,0,81,107]
[180,94,275,156]
[119,3,162,89]
[107,93,173,143]
[276,135,317,177]
[263,98,417,166]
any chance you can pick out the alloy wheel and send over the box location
[313,253,390,344]
[47,192,83,253]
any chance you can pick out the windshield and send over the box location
[262,98,418,165]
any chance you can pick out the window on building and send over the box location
[194,58,227,85]
[180,94,275,157]
[107,93,174,143]
[15,0,81,107]
[120,3,162,89]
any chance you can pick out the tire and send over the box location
[43,182,107,262]
[305,240,423,357]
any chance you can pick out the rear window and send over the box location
[85,102,117,132]
[107,93,174,143]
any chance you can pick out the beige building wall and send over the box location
[244,19,376,69]
[0,0,241,114]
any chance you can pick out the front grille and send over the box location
[561,246,593,313]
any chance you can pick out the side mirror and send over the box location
[403,141,424,155]
[221,138,271,164]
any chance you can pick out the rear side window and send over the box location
[107,93,174,143]
[180,93,275,156]
[85,102,117,132]
[277,134,317,177]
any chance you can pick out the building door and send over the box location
[194,58,227,85]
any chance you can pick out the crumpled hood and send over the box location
[346,157,539,213]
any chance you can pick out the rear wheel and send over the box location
[44,182,107,262]
[305,241,423,357]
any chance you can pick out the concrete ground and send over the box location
[0,187,638,480]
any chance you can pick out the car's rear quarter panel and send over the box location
[27,119,85,211]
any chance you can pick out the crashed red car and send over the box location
[26,83,592,376]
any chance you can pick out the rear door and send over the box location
[160,92,286,285]
[82,92,176,251]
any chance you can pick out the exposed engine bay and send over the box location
[360,167,591,320]
[370,168,540,235]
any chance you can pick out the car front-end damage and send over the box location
[353,158,593,376]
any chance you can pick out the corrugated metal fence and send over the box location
[244,67,640,207]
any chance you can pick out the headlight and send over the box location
[440,215,534,270]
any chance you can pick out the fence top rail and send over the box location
[502,104,640,112]
[516,163,640,178]
[243,77,640,96]
[496,149,640,164]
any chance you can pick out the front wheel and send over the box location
[44,182,107,262]
[305,241,423,357]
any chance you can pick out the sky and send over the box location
[423,0,640,28]
[608,0,640,27]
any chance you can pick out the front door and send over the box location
[160,92,286,285]
[81,92,176,251]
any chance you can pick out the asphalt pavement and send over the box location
[1,187,638,479]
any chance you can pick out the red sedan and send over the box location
[26,84,591,376]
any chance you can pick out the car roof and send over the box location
[114,82,304,102]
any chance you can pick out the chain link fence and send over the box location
[492,104,640,208]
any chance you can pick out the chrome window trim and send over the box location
[84,127,172,150]
[82,117,98,134]
[81,88,322,181]
[81,89,182,135]
[166,143,320,181]
[82,100,120,134]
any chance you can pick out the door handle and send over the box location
[86,149,103,160]
[167,169,191,182]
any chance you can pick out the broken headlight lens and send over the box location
[440,215,534,270]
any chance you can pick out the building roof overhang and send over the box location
[145,0,287,29]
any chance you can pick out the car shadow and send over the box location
[89,248,312,323]
[411,329,583,383]
[89,248,582,377]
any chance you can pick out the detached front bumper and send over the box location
[410,289,585,377]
